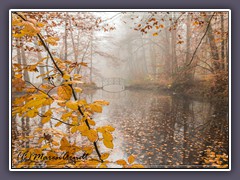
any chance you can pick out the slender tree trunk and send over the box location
[206,16,220,71]
[69,18,78,62]
[90,37,93,83]
[171,13,177,75]
[164,27,171,77]
[185,13,194,81]
[64,16,68,61]
[35,38,45,83]
[221,14,225,70]
[150,37,157,80]
[20,45,30,81]
[140,35,148,75]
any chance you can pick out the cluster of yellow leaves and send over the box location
[97,125,115,149]
[12,14,42,38]
[88,100,110,113]
[60,137,81,154]
[202,149,228,168]
[41,109,53,124]
[12,92,53,118]
[46,37,60,46]
[12,12,145,169]
[116,155,144,168]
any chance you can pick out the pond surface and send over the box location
[13,88,229,168]
[83,88,229,168]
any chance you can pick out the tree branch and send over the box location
[38,114,75,126]
[25,81,54,100]
[13,12,103,162]
[186,12,215,67]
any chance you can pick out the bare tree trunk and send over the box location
[185,13,194,81]
[16,39,21,64]
[221,14,225,70]
[90,37,93,83]
[206,16,220,71]
[64,15,68,61]
[186,13,191,65]
[35,38,45,83]
[69,17,78,62]
[164,27,171,77]
[171,13,178,75]
[20,45,30,81]
[150,37,157,80]
[140,35,148,75]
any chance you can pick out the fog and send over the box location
[11,11,229,169]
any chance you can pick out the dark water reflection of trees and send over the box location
[90,89,229,168]
[13,89,228,168]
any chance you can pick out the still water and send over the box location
[13,88,229,168]
[83,88,229,168]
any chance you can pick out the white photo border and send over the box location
[9,9,231,171]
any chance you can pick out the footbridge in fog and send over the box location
[101,77,125,92]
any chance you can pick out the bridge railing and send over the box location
[101,78,125,92]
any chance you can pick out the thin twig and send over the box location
[38,114,75,126]
[186,12,215,67]
[25,81,54,100]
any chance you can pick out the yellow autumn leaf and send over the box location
[130,164,144,168]
[103,131,113,141]
[52,141,59,146]
[153,32,158,36]
[38,137,44,144]
[26,109,38,118]
[99,163,107,168]
[86,129,98,142]
[36,22,45,27]
[71,126,78,134]
[94,100,110,106]
[41,144,50,150]
[41,116,51,124]
[57,85,72,100]
[103,125,115,132]
[101,153,110,160]
[90,103,102,113]
[116,159,127,166]
[128,155,135,164]
[60,137,71,151]
[88,119,96,126]
[74,87,83,93]
[46,37,59,46]
[61,111,72,121]
[77,124,89,135]
[83,146,93,155]
[103,139,114,149]
[63,73,71,80]
[55,121,62,127]
[73,74,82,80]
[66,100,79,110]
[15,74,22,78]
[44,109,52,116]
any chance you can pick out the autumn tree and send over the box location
[11,11,143,169]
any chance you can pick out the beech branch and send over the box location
[13,12,103,162]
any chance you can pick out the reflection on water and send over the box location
[86,89,229,168]
[13,89,229,168]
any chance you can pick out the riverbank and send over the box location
[125,80,228,103]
